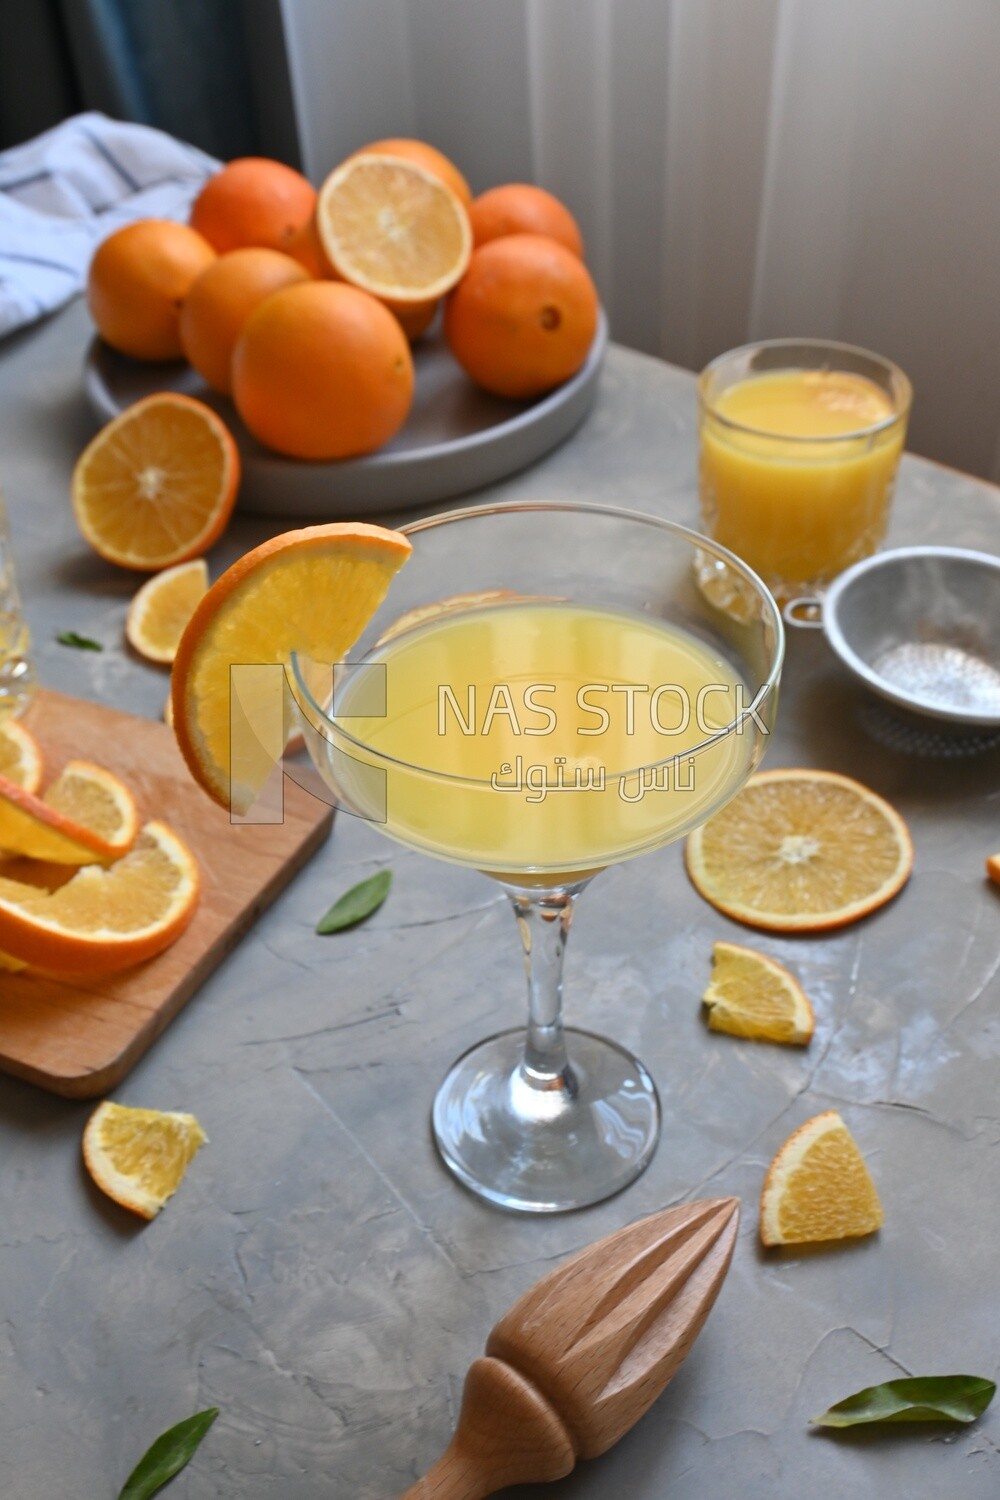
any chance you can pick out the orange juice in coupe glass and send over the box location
[698,340,911,604]
[291,502,783,1214]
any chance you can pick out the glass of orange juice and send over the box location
[697,339,912,607]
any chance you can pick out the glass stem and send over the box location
[505,881,590,1097]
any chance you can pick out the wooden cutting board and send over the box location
[0,689,333,1098]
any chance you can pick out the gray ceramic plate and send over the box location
[82,310,607,518]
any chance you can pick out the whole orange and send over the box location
[87,219,216,360]
[190,157,317,253]
[232,282,414,459]
[285,215,341,278]
[179,248,309,394]
[444,234,599,398]
[353,138,471,207]
[381,295,439,340]
[469,184,584,258]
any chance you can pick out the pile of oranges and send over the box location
[86,141,600,464]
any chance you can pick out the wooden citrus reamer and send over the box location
[400,1196,739,1497]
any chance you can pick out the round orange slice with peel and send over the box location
[126,558,210,664]
[702,940,814,1045]
[760,1110,883,1246]
[71,393,240,571]
[171,523,412,814]
[685,769,913,933]
[0,718,42,793]
[0,760,138,864]
[0,820,198,973]
[83,1100,207,1220]
[316,153,472,303]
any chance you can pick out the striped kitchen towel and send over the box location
[0,111,219,339]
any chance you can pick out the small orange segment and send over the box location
[702,940,814,1044]
[0,719,43,794]
[171,523,412,813]
[0,760,138,864]
[317,154,471,303]
[83,1100,207,1220]
[685,768,913,932]
[87,219,216,360]
[126,559,210,665]
[72,393,240,571]
[0,820,199,973]
[760,1110,883,1246]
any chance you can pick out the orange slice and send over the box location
[126,559,210,664]
[83,1100,207,1220]
[685,768,913,932]
[702,940,814,1044]
[316,154,472,303]
[760,1110,883,1246]
[171,523,412,813]
[987,853,1000,887]
[0,719,42,793]
[0,760,138,864]
[0,820,198,973]
[71,393,240,571]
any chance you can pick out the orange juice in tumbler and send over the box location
[698,343,911,601]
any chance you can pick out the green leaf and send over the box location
[316,869,392,934]
[56,630,103,651]
[812,1375,996,1429]
[118,1409,219,1499]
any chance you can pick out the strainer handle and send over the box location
[782,596,824,629]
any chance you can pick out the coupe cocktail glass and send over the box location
[291,502,783,1213]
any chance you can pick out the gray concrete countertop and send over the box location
[1,298,999,1499]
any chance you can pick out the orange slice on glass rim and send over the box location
[171,523,412,814]
[316,153,472,303]
[83,1100,207,1220]
[0,760,138,864]
[760,1109,883,1246]
[0,820,198,973]
[71,393,239,571]
[0,718,42,793]
[685,768,913,932]
[702,940,814,1045]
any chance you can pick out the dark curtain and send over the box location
[0,0,301,166]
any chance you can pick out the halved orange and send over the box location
[126,559,210,665]
[0,760,138,864]
[71,394,240,571]
[702,940,814,1044]
[316,154,471,304]
[760,1110,883,1246]
[685,769,913,932]
[987,853,1000,887]
[0,719,42,793]
[83,1100,207,1220]
[171,523,412,814]
[0,820,198,973]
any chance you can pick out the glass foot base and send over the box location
[431,1028,660,1213]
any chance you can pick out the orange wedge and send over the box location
[71,393,240,571]
[83,1100,207,1220]
[0,760,138,864]
[0,718,42,793]
[171,523,412,813]
[126,559,210,664]
[760,1110,883,1246]
[702,941,814,1044]
[987,853,1000,887]
[685,768,913,932]
[0,820,198,973]
[316,154,471,303]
